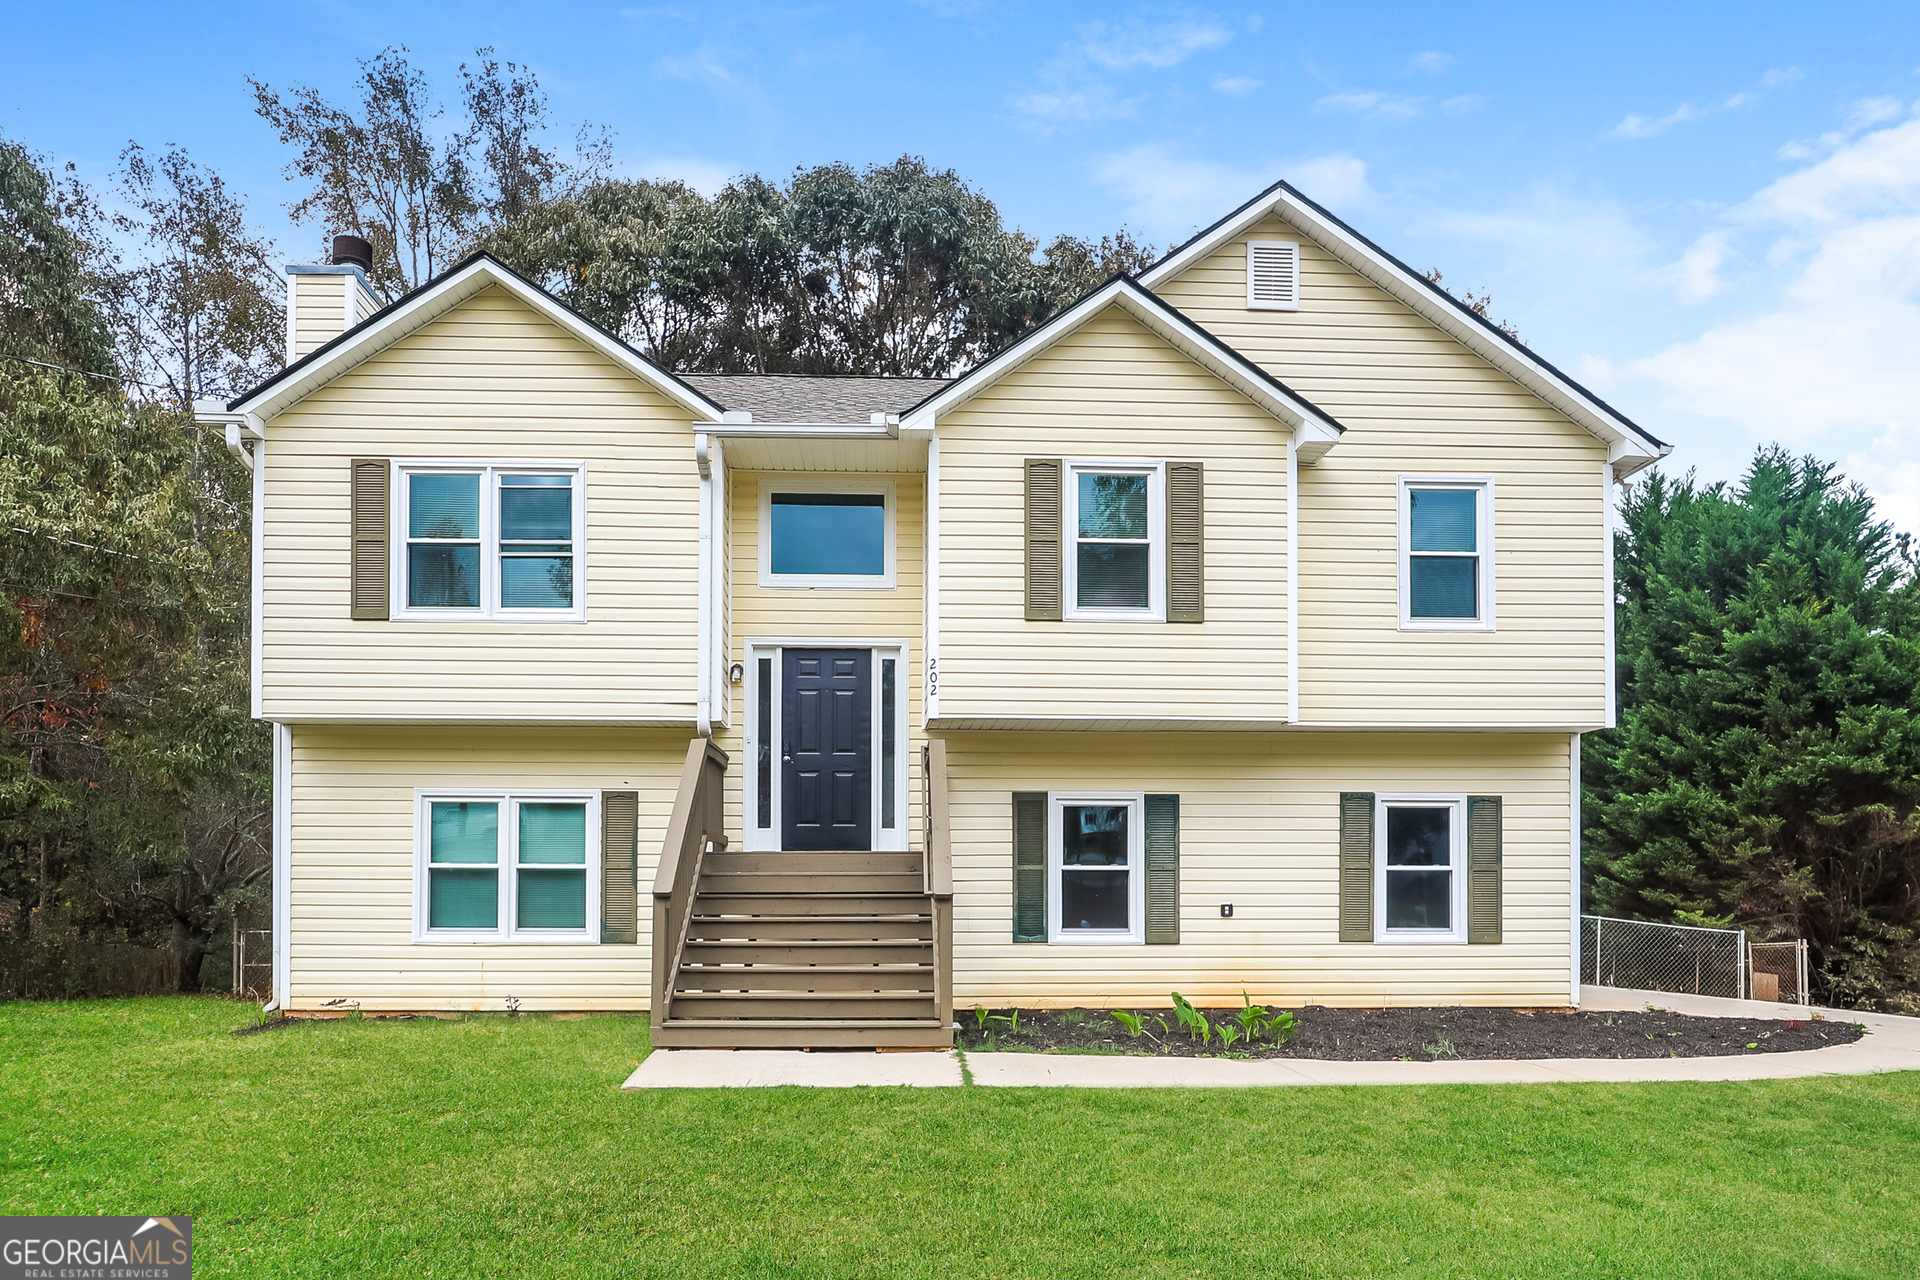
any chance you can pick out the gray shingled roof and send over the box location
[680,374,950,423]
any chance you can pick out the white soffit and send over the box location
[898,276,1344,455]
[229,255,725,425]
[1139,182,1672,478]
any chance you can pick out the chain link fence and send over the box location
[1583,915,1817,1004]
[1582,915,1747,999]
[1748,939,1811,1005]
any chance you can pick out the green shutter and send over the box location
[1338,792,1375,943]
[350,458,389,620]
[1467,795,1503,944]
[599,790,639,944]
[1166,462,1204,623]
[1145,793,1180,944]
[1012,791,1047,942]
[1025,459,1062,621]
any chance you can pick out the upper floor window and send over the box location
[1065,462,1164,621]
[396,463,584,619]
[1399,476,1493,631]
[759,477,895,589]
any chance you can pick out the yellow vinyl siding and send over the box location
[286,725,686,1011]
[714,471,926,838]
[291,273,346,358]
[946,730,1574,1007]
[1152,216,1609,726]
[258,285,700,723]
[935,307,1289,726]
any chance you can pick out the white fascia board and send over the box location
[1140,186,1669,475]
[898,278,1342,449]
[231,258,725,426]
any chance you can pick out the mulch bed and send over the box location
[953,1005,1864,1061]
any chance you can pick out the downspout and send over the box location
[269,720,291,1013]
[1603,462,1617,729]
[923,437,940,725]
[709,436,727,730]
[1286,432,1300,725]
[695,433,713,737]
[1570,732,1582,1006]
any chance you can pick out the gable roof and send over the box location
[683,374,950,424]
[227,252,726,424]
[1139,180,1672,478]
[899,274,1345,460]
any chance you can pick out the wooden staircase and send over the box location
[651,741,954,1048]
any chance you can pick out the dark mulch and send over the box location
[231,1016,301,1037]
[953,1005,1865,1061]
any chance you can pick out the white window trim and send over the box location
[1247,239,1301,311]
[412,789,602,944]
[391,460,588,622]
[1373,793,1468,945]
[1047,790,1147,945]
[1397,474,1495,632]
[1063,460,1165,623]
[741,639,912,853]
[757,475,898,590]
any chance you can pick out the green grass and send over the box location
[4,999,1919,1278]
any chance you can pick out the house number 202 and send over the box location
[926,657,938,698]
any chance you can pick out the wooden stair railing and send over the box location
[651,737,729,1032]
[923,739,954,1030]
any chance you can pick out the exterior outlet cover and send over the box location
[1220,903,1234,918]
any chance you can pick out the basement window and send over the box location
[415,792,599,943]
[1048,793,1146,944]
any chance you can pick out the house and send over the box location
[197,182,1669,1047]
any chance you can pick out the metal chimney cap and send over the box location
[329,234,373,272]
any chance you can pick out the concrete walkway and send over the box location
[620,987,1920,1090]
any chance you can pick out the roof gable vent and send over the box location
[1247,240,1300,311]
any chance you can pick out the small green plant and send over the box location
[1266,1010,1298,1046]
[1151,1015,1172,1039]
[1111,1010,1145,1037]
[1217,1022,1241,1051]
[1059,1010,1085,1026]
[971,1006,991,1031]
[988,1009,1021,1036]
[1229,993,1297,1045]
[1169,993,1213,1045]
[1424,1036,1455,1058]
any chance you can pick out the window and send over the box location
[416,791,598,941]
[396,464,584,618]
[1048,793,1145,944]
[1374,796,1466,944]
[1399,476,1493,629]
[759,478,896,588]
[1064,463,1163,621]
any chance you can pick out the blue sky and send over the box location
[9,2,1920,522]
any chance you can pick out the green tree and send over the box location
[479,155,1156,376]
[1586,448,1920,1010]
[0,134,114,378]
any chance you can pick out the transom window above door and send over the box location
[395,463,584,619]
[1064,463,1164,621]
[759,478,896,588]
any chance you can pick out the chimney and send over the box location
[285,235,382,363]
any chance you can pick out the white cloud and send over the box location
[1080,17,1232,70]
[1011,16,1235,130]
[1407,51,1454,75]
[1612,68,1802,140]
[1212,75,1262,97]
[1316,90,1424,121]
[1671,231,1730,303]
[620,155,736,196]
[1777,97,1912,163]
[1089,145,1369,239]
[1627,116,1920,526]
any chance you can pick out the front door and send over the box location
[781,649,872,850]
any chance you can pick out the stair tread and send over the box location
[671,989,933,999]
[692,914,931,923]
[659,1018,949,1028]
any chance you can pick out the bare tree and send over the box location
[105,143,283,403]
[1423,268,1525,345]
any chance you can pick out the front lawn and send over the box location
[2,999,1917,1278]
